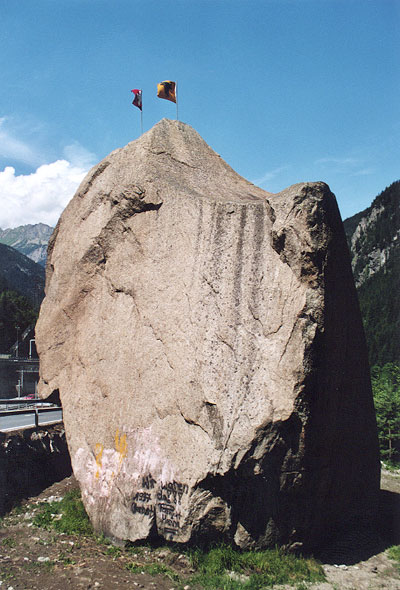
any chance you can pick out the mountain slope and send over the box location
[0,223,53,267]
[0,244,45,353]
[0,243,45,307]
[344,180,400,366]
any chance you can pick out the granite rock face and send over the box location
[36,119,380,550]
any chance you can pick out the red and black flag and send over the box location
[131,89,142,110]
[157,80,176,103]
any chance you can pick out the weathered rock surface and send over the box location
[36,119,380,550]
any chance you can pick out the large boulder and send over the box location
[36,119,380,550]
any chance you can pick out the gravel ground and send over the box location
[0,469,398,590]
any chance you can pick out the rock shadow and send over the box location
[315,488,400,565]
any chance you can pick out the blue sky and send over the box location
[0,0,398,227]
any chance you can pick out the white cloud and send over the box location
[314,157,360,166]
[0,117,41,166]
[314,155,377,179]
[0,118,97,228]
[351,167,375,177]
[252,165,290,187]
[63,142,97,169]
[0,160,90,228]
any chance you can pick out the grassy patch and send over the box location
[0,565,15,582]
[124,542,325,589]
[29,493,324,589]
[36,559,56,572]
[1,537,17,548]
[382,460,400,472]
[125,540,158,555]
[126,561,181,582]
[11,503,28,515]
[32,490,93,536]
[388,545,400,572]
[187,544,325,590]
[58,553,77,566]
[106,545,122,559]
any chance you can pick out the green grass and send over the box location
[57,553,77,566]
[124,542,325,589]
[106,545,122,559]
[382,460,400,472]
[0,565,15,582]
[9,502,29,517]
[186,544,325,590]
[1,537,17,548]
[29,492,325,589]
[388,545,400,572]
[126,561,181,583]
[36,559,56,572]
[32,489,93,536]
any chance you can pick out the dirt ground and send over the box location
[0,469,399,590]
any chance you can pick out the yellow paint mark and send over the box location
[94,443,104,479]
[115,429,128,459]
[115,429,128,475]
[94,431,127,484]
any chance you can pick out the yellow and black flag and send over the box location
[157,80,176,103]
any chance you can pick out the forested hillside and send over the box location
[0,243,45,308]
[344,180,400,367]
[0,245,45,353]
[0,288,38,352]
[344,180,400,464]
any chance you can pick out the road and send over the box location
[0,408,63,431]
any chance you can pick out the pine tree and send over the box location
[371,363,400,465]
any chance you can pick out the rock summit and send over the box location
[36,119,380,550]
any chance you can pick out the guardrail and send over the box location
[0,356,39,363]
[0,399,63,430]
[0,399,54,410]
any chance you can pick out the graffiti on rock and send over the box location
[130,472,190,538]
[142,474,156,489]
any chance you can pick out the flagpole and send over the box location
[141,90,143,135]
[176,81,179,121]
